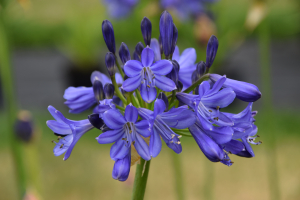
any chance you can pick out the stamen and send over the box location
[216,106,220,110]
[177,141,181,144]
[147,85,150,88]
[177,135,182,138]
[171,134,175,138]
[209,110,212,112]
[170,141,173,143]
[60,144,64,149]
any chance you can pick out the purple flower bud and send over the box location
[112,150,131,181]
[176,81,183,92]
[209,74,262,102]
[206,35,218,68]
[158,92,169,111]
[196,61,206,77]
[105,52,116,77]
[93,79,104,102]
[119,42,131,65]
[14,111,34,142]
[166,60,180,84]
[133,51,140,61]
[104,83,115,99]
[141,17,152,46]
[102,20,116,54]
[88,114,104,130]
[191,70,199,84]
[135,42,144,56]
[171,23,178,56]
[159,11,174,58]
[159,34,163,55]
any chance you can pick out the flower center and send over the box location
[122,122,136,147]
[141,67,155,88]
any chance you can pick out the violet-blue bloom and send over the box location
[122,47,176,102]
[172,46,197,90]
[64,71,122,113]
[46,106,94,160]
[112,149,131,181]
[138,99,196,157]
[176,77,236,129]
[210,73,262,102]
[97,104,151,161]
[103,0,138,19]
[189,118,233,166]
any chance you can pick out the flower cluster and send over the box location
[46,11,262,181]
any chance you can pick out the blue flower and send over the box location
[161,0,217,21]
[64,71,123,113]
[176,77,236,129]
[172,46,197,90]
[97,104,151,163]
[122,47,176,102]
[138,99,196,157]
[46,106,94,160]
[209,73,262,102]
[189,118,233,166]
[112,148,131,181]
[103,0,139,19]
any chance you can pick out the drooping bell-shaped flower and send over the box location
[138,99,196,157]
[102,20,116,54]
[46,106,94,160]
[209,74,262,102]
[112,148,131,181]
[122,47,176,102]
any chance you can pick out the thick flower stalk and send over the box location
[45,10,262,199]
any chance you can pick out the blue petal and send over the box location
[241,137,255,157]
[97,128,124,144]
[178,48,196,69]
[204,76,226,97]
[204,125,233,144]
[160,106,196,129]
[124,60,143,77]
[110,138,130,161]
[172,46,180,61]
[53,135,73,156]
[176,92,197,108]
[90,71,112,85]
[141,47,155,67]
[189,121,225,162]
[150,38,161,62]
[155,75,176,92]
[154,99,166,118]
[140,83,157,103]
[122,75,142,92]
[134,134,151,160]
[46,120,72,135]
[202,87,236,108]
[150,60,173,75]
[115,73,124,84]
[103,109,126,129]
[137,108,154,121]
[124,104,138,122]
[135,120,151,137]
[48,105,65,123]
[223,139,245,154]
[210,74,261,102]
[64,122,94,160]
[112,149,131,182]
[149,130,162,157]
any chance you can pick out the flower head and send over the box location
[122,47,176,102]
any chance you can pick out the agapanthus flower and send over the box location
[138,99,196,157]
[64,71,123,113]
[46,106,94,160]
[176,77,236,129]
[103,0,139,19]
[97,104,151,164]
[122,47,176,102]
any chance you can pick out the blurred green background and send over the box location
[0,0,300,199]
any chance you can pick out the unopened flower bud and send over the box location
[119,42,131,65]
[150,38,161,62]
[176,81,183,92]
[93,79,104,102]
[159,11,174,58]
[196,61,206,77]
[159,34,163,55]
[133,51,140,61]
[206,35,218,68]
[158,92,169,111]
[167,60,180,84]
[88,114,104,130]
[191,70,199,84]
[105,52,117,77]
[141,17,152,46]
[14,110,34,142]
[171,23,178,56]
[104,83,115,99]
[135,42,144,56]
[102,20,116,54]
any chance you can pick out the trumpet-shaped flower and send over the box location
[46,106,94,160]
[122,47,176,102]
[97,104,151,161]
[138,99,196,157]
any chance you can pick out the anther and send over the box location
[230,161,234,164]
[60,144,64,149]
[171,134,175,138]
[177,141,181,144]
[178,135,182,138]
[209,110,212,112]
[51,140,55,143]
[147,85,150,88]
[132,141,135,145]
[170,141,173,143]
[122,138,127,140]
[216,106,220,110]
[129,130,132,134]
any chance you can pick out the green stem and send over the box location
[135,89,145,108]
[131,159,151,200]
[114,55,125,77]
[171,152,184,200]
[169,90,176,108]
[171,128,193,137]
[112,75,127,105]
[0,15,27,199]
[127,92,133,105]
[132,95,141,108]
[114,104,125,111]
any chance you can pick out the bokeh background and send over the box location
[0,0,300,199]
